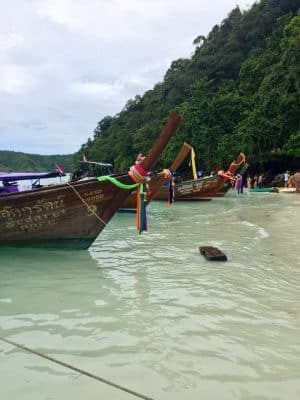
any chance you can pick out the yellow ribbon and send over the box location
[191,147,197,180]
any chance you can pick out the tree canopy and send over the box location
[0,151,73,172]
[73,0,299,172]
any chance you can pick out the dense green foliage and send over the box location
[283,131,300,156]
[76,0,300,172]
[0,151,74,172]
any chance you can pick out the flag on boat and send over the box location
[55,163,64,175]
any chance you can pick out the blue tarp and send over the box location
[0,171,63,182]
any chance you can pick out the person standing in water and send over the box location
[247,176,252,189]
[288,172,295,188]
[257,174,264,188]
[284,171,290,187]
[235,174,243,194]
[294,170,300,192]
[253,175,258,188]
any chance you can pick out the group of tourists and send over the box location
[233,170,300,193]
[233,174,263,193]
[246,174,265,189]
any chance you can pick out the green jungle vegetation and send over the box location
[0,151,74,172]
[75,0,300,174]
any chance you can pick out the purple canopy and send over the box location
[0,171,63,182]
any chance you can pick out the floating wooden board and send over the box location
[199,246,227,261]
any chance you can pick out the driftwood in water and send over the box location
[199,246,227,261]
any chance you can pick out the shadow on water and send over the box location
[0,247,105,315]
[0,247,98,272]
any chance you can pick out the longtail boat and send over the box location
[120,142,193,211]
[0,112,181,249]
[154,153,246,201]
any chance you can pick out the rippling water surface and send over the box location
[0,192,299,400]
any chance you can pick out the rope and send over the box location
[66,182,107,227]
[0,336,156,400]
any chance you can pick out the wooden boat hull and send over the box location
[0,112,181,249]
[154,153,245,202]
[154,175,223,201]
[214,181,232,197]
[0,176,137,249]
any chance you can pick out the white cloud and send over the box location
[0,32,24,50]
[36,0,171,39]
[71,80,123,99]
[0,0,254,154]
[0,64,36,94]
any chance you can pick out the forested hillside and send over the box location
[0,151,73,172]
[76,0,300,172]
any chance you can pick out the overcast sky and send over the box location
[0,0,253,155]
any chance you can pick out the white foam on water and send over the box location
[94,300,107,306]
[258,226,270,238]
[241,221,270,238]
[0,298,12,303]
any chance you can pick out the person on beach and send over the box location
[257,174,264,188]
[288,173,295,188]
[247,176,252,189]
[294,170,300,192]
[235,174,243,194]
[253,175,258,188]
[284,171,289,187]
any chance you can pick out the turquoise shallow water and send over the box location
[0,191,299,400]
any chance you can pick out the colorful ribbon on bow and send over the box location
[136,182,148,233]
[128,164,149,234]
[98,162,149,234]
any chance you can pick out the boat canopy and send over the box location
[78,161,113,167]
[0,171,63,182]
[70,161,115,181]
